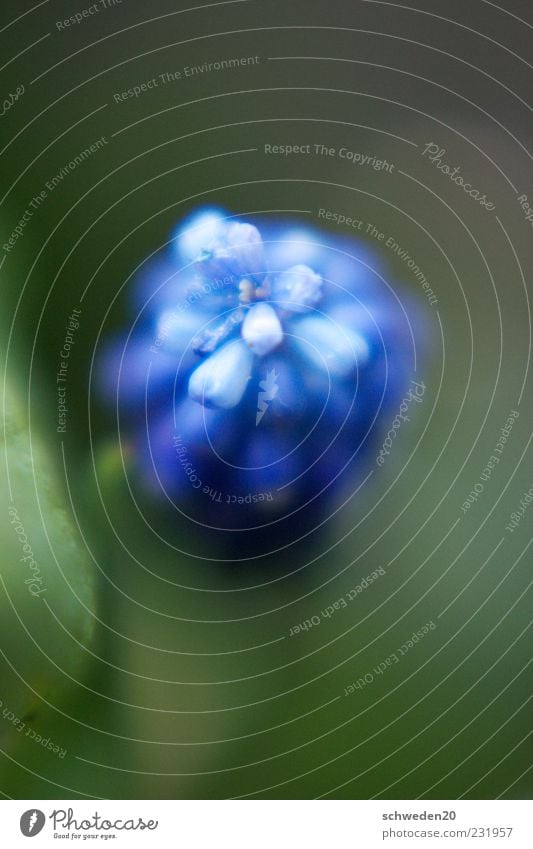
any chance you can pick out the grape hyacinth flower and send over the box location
[99,209,419,540]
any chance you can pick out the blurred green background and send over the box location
[1,0,531,799]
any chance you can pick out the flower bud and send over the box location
[188,339,253,409]
[273,264,323,313]
[292,315,369,377]
[242,303,283,356]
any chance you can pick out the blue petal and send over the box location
[292,315,370,377]
[176,209,225,261]
[241,430,298,497]
[188,339,253,409]
[262,226,323,270]
[272,264,323,313]
[224,222,265,278]
[192,308,244,354]
[155,309,209,354]
[98,335,177,406]
[194,220,266,283]
[242,303,283,356]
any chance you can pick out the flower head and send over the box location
[99,209,421,538]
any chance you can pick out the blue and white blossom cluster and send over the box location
[100,209,419,533]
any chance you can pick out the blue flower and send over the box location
[99,209,421,535]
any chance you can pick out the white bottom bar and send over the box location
[1,799,530,847]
